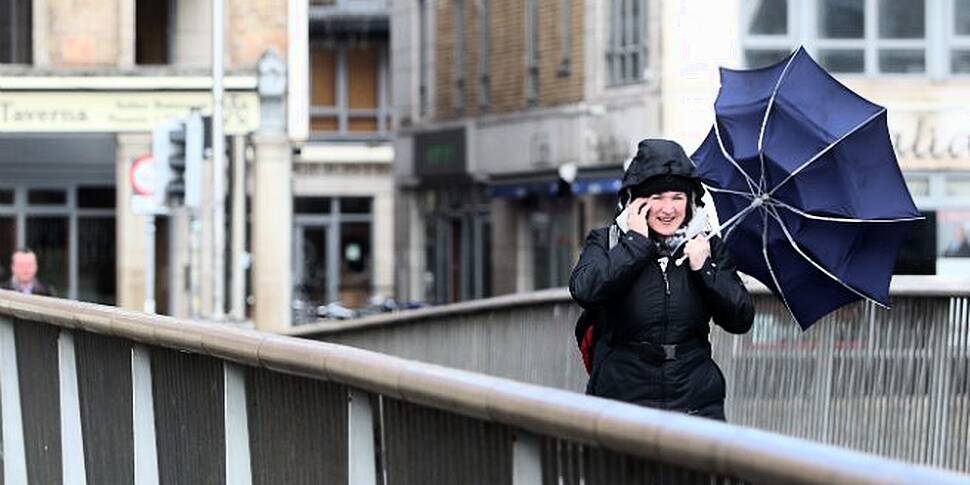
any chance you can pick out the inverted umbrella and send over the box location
[691,47,923,329]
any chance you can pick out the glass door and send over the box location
[293,223,332,324]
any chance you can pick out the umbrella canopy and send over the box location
[691,47,922,329]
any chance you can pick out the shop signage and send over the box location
[888,107,970,170]
[0,91,259,134]
[414,128,466,181]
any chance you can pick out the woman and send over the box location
[569,139,753,420]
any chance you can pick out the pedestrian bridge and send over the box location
[0,283,966,484]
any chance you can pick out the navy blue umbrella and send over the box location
[691,47,923,329]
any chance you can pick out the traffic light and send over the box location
[151,111,204,209]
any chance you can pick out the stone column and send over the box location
[370,190,392,299]
[250,132,292,332]
[252,49,292,332]
[115,133,152,311]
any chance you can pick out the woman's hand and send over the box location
[684,236,711,271]
[627,198,651,237]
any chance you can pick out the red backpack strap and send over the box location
[575,310,597,375]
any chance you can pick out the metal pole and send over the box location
[212,0,226,321]
[230,136,246,321]
[145,216,156,314]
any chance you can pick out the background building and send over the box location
[392,0,660,303]
[392,0,970,306]
[0,0,396,331]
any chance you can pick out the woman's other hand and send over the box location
[627,198,651,237]
[684,236,711,271]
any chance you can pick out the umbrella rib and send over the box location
[766,206,890,310]
[713,119,760,194]
[768,198,924,223]
[761,208,802,327]
[757,50,799,193]
[706,186,755,199]
[767,109,886,197]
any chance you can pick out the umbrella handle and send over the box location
[674,231,714,267]
[674,201,759,267]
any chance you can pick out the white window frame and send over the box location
[308,40,390,140]
[606,0,648,86]
[558,0,572,77]
[946,0,970,75]
[419,0,431,116]
[479,0,491,110]
[453,0,466,114]
[740,0,967,79]
[526,0,540,106]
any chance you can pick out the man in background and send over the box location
[2,249,53,296]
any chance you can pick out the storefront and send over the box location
[0,78,259,309]
[399,126,492,304]
[290,144,395,324]
[0,135,116,302]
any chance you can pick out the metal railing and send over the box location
[0,290,964,484]
[289,277,970,474]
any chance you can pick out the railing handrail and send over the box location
[286,275,970,337]
[1,290,965,485]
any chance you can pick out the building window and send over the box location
[741,0,969,76]
[526,0,540,105]
[292,196,375,323]
[0,0,32,64]
[953,0,970,73]
[558,0,572,76]
[479,0,491,110]
[419,0,431,115]
[309,39,389,139]
[135,0,172,65]
[606,0,648,86]
[453,0,466,114]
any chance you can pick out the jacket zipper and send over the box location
[660,261,670,409]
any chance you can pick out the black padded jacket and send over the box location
[569,227,753,419]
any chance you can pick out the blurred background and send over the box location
[0,0,967,330]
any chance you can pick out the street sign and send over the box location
[130,153,166,215]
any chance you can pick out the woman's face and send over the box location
[646,191,688,236]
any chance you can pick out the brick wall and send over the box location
[228,0,288,69]
[434,0,584,121]
[47,0,121,66]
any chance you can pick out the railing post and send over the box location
[348,388,377,485]
[812,318,836,444]
[224,363,253,485]
[0,317,27,485]
[513,431,542,485]
[131,345,159,485]
[58,330,87,485]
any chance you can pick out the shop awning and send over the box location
[486,169,622,199]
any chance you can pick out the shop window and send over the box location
[940,210,970,258]
[78,217,117,305]
[78,187,116,209]
[895,211,937,274]
[0,0,31,64]
[340,197,371,214]
[135,0,172,65]
[295,196,333,214]
[28,189,67,205]
[340,222,372,307]
[904,175,931,198]
[945,178,970,197]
